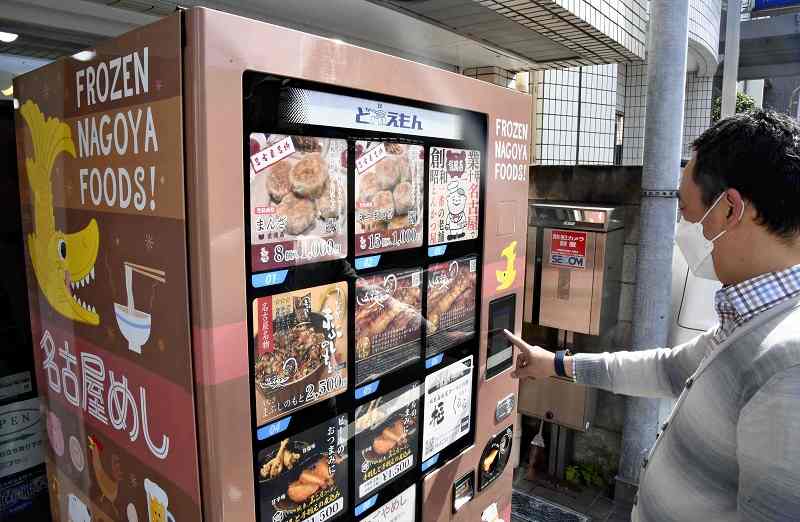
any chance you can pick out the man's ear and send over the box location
[724,189,747,226]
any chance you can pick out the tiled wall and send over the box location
[578,64,617,165]
[621,66,715,165]
[534,67,581,165]
[553,0,648,58]
[689,0,722,60]
[534,64,618,166]
[476,0,647,68]
[621,62,648,166]
[683,74,714,159]
[616,63,627,114]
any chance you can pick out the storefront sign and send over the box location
[279,88,464,140]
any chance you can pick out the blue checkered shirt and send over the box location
[713,263,800,344]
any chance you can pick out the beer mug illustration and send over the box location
[68,494,91,522]
[144,479,176,522]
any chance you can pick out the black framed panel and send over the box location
[243,71,487,522]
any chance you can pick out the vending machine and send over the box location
[13,8,531,522]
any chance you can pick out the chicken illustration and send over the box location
[19,100,100,325]
[496,240,518,291]
[87,435,122,518]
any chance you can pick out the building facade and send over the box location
[529,0,722,166]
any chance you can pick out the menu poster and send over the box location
[249,134,348,271]
[355,141,424,255]
[354,384,420,499]
[425,256,478,357]
[355,268,423,385]
[252,283,348,426]
[422,356,473,461]
[258,415,349,522]
[362,485,416,522]
[428,147,480,245]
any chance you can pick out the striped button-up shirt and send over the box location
[713,263,800,343]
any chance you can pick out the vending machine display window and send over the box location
[248,134,348,272]
[256,414,349,522]
[425,256,478,357]
[242,71,488,519]
[428,147,481,246]
[354,383,420,500]
[355,142,424,256]
[422,355,474,462]
[355,269,423,386]
[251,282,348,426]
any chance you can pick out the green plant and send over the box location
[565,462,607,489]
[711,91,757,122]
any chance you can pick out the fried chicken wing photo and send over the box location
[285,457,336,504]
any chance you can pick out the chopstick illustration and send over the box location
[124,261,166,283]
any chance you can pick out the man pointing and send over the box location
[507,110,800,521]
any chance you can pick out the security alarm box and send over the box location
[524,202,625,335]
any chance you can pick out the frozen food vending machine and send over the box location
[13,8,531,522]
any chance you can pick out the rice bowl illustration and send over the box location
[114,262,165,354]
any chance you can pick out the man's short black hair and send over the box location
[692,110,800,240]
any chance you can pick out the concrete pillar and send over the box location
[616,0,690,503]
[721,0,743,118]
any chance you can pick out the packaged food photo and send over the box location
[249,134,348,271]
[252,282,348,425]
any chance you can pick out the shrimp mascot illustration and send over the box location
[20,100,100,325]
[496,240,518,291]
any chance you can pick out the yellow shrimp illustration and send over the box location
[496,240,518,291]
[20,100,100,325]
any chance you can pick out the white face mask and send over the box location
[675,192,744,281]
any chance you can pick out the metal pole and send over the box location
[721,0,743,118]
[615,0,689,501]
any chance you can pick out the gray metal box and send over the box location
[524,202,625,335]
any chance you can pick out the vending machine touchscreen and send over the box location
[487,295,516,379]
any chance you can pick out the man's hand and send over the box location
[504,329,557,380]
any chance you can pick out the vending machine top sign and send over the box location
[278,88,465,141]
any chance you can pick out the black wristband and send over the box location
[554,350,570,377]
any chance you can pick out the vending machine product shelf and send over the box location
[12,8,531,521]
